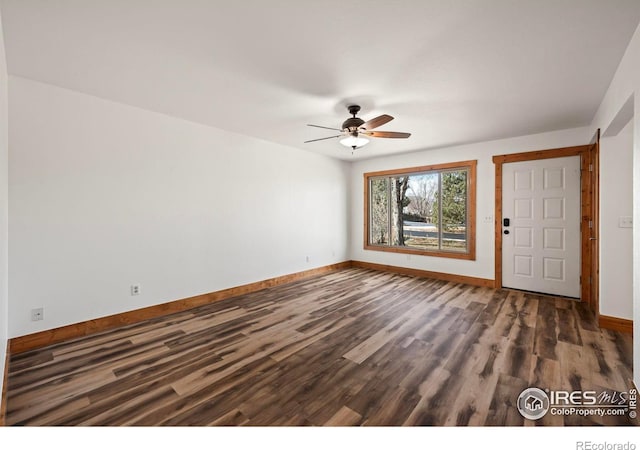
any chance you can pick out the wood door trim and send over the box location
[492,144,591,295]
[589,130,600,319]
[492,145,587,165]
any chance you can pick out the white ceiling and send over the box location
[1,1,639,161]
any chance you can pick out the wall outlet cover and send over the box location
[31,307,44,321]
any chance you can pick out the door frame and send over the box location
[492,143,595,302]
[587,130,600,317]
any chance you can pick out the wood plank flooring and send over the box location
[5,268,635,426]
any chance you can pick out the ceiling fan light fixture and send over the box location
[339,136,369,149]
[305,104,410,150]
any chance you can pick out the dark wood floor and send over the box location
[5,268,635,426]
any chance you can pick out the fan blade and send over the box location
[307,124,343,132]
[304,135,342,143]
[361,114,394,130]
[362,131,411,139]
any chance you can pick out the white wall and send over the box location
[0,8,9,401]
[8,76,349,338]
[349,127,591,280]
[590,22,640,388]
[599,119,633,320]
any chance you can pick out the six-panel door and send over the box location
[502,156,581,297]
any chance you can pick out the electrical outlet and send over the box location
[484,215,494,223]
[306,256,310,263]
[31,307,44,321]
[131,284,141,296]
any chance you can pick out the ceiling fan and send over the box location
[304,105,411,150]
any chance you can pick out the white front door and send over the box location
[502,155,581,297]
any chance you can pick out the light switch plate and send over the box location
[618,216,633,228]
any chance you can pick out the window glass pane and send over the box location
[369,177,389,245]
[441,170,467,252]
[390,176,410,246]
[404,173,439,251]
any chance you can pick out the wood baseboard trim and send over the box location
[8,260,496,354]
[350,260,495,288]
[599,315,633,334]
[9,261,352,355]
[0,341,9,426]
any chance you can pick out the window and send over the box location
[364,160,476,260]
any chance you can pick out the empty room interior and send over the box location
[1,0,640,429]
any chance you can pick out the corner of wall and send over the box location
[0,4,10,411]
[589,20,640,390]
[634,101,640,391]
[0,344,8,425]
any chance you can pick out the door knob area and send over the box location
[503,218,510,227]
[504,230,510,235]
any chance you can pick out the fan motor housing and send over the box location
[342,117,364,131]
